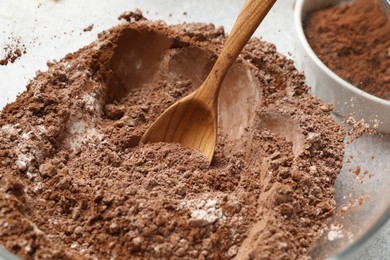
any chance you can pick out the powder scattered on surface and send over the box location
[327,223,344,241]
[0,36,26,66]
[345,117,376,144]
[83,24,94,32]
[0,14,345,259]
[304,0,390,100]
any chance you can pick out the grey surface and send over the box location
[353,220,390,260]
[382,0,390,13]
[0,247,20,260]
[0,0,389,259]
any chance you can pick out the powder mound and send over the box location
[0,18,344,260]
[304,0,390,100]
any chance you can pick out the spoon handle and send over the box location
[200,0,276,102]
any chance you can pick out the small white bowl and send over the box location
[294,0,390,133]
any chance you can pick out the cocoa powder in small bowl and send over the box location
[304,0,390,100]
[0,14,345,259]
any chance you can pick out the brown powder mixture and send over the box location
[0,15,344,260]
[304,0,390,100]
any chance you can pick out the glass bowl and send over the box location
[0,0,389,259]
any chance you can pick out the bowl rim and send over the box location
[383,0,390,12]
[294,0,390,258]
[294,0,390,107]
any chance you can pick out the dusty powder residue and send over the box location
[83,24,94,33]
[0,36,26,66]
[0,15,344,260]
[304,0,390,100]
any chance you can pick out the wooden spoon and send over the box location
[141,0,276,161]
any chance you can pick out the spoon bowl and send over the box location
[141,91,217,160]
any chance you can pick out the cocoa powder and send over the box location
[0,37,26,66]
[304,0,390,100]
[0,15,345,259]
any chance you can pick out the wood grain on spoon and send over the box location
[141,0,277,161]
